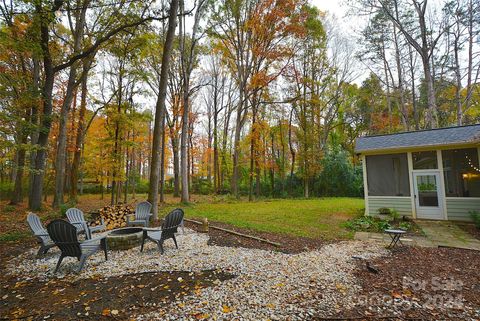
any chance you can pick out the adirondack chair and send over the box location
[66,208,105,239]
[26,213,56,257]
[127,201,153,227]
[46,219,108,273]
[140,208,184,254]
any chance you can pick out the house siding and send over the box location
[367,197,413,217]
[446,198,480,221]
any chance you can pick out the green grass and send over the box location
[0,231,30,243]
[178,197,364,240]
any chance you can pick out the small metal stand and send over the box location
[384,229,407,248]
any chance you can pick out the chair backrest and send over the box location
[47,219,82,258]
[162,208,184,236]
[66,208,85,223]
[135,201,152,220]
[27,213,50,243]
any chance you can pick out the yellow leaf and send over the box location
[222,305,232,313]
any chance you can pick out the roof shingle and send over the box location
[355,124,480,153]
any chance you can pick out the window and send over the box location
[413,151,438,169]
[366,153,410,196]
[442,148,480,197]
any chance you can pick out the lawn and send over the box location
[181,197,364,240]
[0,195,364,243]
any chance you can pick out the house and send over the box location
[355,124,480,221]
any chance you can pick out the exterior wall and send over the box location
[367,197,413,217]
[445,198,480,221]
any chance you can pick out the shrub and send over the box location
[344,216,392,232]
[389,209,400,222]
[399,221,412,231]
[378,207,391,215]
[3,204,16,213]
[59,200,76,217]
[470,211,480,229]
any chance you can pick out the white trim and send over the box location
[407,152,416,219]
[411,168,439,172]
[437,149,448,220]
[445,197,480,200]
[362,155,369,216]
[412,170,445,220]
[367,196,411,199]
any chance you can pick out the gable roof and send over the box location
[355,124,480,153]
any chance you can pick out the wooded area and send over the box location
[0,0,479,216]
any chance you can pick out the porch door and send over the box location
[413,171,444,220]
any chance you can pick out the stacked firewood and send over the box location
[94,204,135,230]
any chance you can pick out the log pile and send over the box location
[94,204,135,230]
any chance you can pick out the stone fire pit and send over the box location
[107,227,143,250]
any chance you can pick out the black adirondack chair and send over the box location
[47,219,108,273]
[140,208,184,254]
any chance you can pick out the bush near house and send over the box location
[470,211,480,229]
[344,208,420,234]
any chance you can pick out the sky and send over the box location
[311,0,360,33]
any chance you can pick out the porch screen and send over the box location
[442,148,480,197]
[366,153,410,196]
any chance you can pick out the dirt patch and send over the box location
[184,220,328,254]
[0,242,234,321]
[457,222,480,240]
[347,246,480,319]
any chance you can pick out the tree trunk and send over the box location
[53,3,87,208]
[248,106,257,201]
[70,60,90,202]
[231,91,244,198]
[29,4,59,210]
[288,109,295,195]
[10,133,27,204]
[171,133,180,197]
[159,112,166,203]
[148,0,179,220]
[393,24,408,130]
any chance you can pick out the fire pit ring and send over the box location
[107,227,143,250]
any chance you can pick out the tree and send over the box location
[148,0,179,220]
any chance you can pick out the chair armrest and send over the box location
[70,220,86,224]
[34,231,50,237]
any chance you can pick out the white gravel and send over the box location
[6,228,387,320]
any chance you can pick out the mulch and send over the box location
[345,246,480,320]
[0,241,234,321]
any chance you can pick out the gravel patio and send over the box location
[4,228,386,320]
[3,224,480,320]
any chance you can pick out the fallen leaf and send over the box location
[194,313,210,320]
[222,305,232,313]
